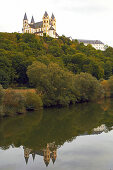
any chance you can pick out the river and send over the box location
[0,99,113,170]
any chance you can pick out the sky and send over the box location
[0,0,113,46]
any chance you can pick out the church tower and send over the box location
[51,13,56,31]
[43,11,49,35]
[43,144,50,167]
[23,13,28,33]
[51,150,57,164]
[31,16,35,25]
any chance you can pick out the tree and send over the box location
[27,61,77,106]
[108,76,113,97]
[74,73,104,102]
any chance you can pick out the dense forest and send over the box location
[0,32,113,108]
[0,32,113,88]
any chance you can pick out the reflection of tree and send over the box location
[0,100,113,152]
[98,99,111,111]
[0,110,43,148]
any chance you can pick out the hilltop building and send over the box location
[77,39,105,51]
[22,11,58,38]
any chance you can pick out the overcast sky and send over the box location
[0,0,113,46]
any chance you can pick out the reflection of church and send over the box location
[93,124,108,134]
[23,143,57,167]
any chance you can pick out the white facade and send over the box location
[77,39,105,51]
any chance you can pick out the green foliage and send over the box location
[74,73,104,102]
[108,76,113,97]
[3,90,25,116]
[0,32,113,88]
[27,61,77,106]
[27,62,103,107]
[0,85,5,103]
[25,92,43,110]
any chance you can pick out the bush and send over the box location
[0,84,5,103]
[3,90,25,116]
[27,62,105,106]
[101,80,110,98]
[27,61,77,107]
[108,76,113,97]
[74,73,104,102]
[25,92,43,110]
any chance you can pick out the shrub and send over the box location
[108,76,113,97]
[27,62,78,107]
[3,90,25,116]
[74,73,104,102]
[0,84,5,103]
[25,92,43,110]
[101,80,110,98]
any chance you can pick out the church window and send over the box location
[44,20,46,23]
[47,20,48,23]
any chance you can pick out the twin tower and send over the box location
[22,11,58,38]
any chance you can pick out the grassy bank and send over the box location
[0,88,42,117]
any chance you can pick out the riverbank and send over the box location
[0,71,113,118]
[0,87,43,118]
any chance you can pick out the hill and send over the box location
[0,32,113,88]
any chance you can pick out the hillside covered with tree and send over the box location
[0,32,113,88]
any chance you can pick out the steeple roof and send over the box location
[32,153,35,161]
[31,16,35,23]
[44,11,48,17]
[45,161,49,167]
[51,13,55,19]
[24,13,28,20]
[49,26,55,30]
[25,157,29,164]
[52,158,56,164]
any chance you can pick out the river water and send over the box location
[0,99,113,170]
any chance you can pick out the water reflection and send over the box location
[0,99,113,168]
[24,143,57,166]
[93,124,109,134]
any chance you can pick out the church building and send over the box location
[22,11,58,38]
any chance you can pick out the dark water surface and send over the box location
[0,99,113,170]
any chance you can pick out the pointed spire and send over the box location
[32,153,35,161]
[52,158,56,164]
[24,13,28,20]
[51,13,55,20]
[49,25,55,30]
[44,11,48,17]
[45,161,49,167]
[31,16,35,24]
[25,157,29,164]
